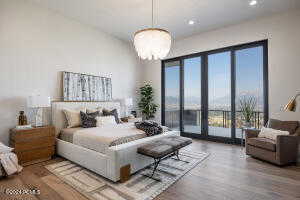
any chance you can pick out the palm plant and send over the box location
[239,96,257,127]
[138,83,158,120]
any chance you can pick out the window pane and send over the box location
[183,57,201,133]
[235,46,264,138]
[164,61,180,130]
[208,52,231,137]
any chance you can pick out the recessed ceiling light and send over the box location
[249,0,257,6]
[188,20,195,25]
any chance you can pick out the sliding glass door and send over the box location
[235,46,265,138]
[208,52,231,138]
[162,40,268,143]
[183,57,202,134]
[163,61,180,130]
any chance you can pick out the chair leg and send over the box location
[142,158,162,182]
[171,150,189,163]
[151,158,160,177]
[175,150,180,160]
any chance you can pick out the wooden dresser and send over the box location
[9,126,55,166]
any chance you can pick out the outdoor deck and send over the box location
[183,125,243,138]
[165,109,263,139]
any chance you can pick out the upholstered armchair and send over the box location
[245,119,299,166]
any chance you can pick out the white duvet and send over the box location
[73,123,146,154]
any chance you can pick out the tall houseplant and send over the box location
[138,83,158,120]
[239,96,257,127]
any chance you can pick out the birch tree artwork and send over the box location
[63,72,112,101]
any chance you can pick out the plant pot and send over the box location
[244,122,251,128]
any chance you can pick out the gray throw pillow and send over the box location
[102,109,120,124]
[267,118,299,135]
[80,111,100,128]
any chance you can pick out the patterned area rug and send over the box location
[45,150,209,200]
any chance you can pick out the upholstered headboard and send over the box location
[51,101,121,136]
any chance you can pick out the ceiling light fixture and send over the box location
[188,20,195,25]
[133,0,171,60]
[249,0,257,6]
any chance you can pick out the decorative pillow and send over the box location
[80,111,100,128]
[102,108,120,124]
[258,127,289,141]
[96,116,117,126]
[87,107,103,115]
[63,108,86,128]
[267,119,299,135]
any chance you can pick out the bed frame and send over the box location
[52,102,180,182]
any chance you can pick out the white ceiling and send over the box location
[30,0,300,42]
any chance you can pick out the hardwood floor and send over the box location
[1,139,300,200]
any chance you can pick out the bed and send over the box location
[52,102,180,182]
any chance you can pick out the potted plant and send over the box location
[239,96,257,127]
[138,83,158,120]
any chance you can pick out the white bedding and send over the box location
[73,123,146,154]
[52,102,181,182]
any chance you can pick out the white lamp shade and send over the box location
[124,98,133,106]
[27,95,51,108]
[134,28,171,60]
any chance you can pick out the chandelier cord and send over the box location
[133,0,171,60]
[151,0,154,28]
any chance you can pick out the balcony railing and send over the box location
[165,109,264,130]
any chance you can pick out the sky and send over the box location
[165,46,264,108]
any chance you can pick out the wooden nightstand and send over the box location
[9,126,55,166]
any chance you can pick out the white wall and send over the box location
[142,9,300,123]
[0,0,141,144]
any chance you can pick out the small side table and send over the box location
[241,126,258,147]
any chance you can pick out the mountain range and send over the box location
[165,90,264,110]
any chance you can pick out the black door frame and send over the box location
[162,40,268,144]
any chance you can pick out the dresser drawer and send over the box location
[17,146,55,164]
[10,126,55,142]
[12,136,55,152]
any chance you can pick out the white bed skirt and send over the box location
[56,130,180,182]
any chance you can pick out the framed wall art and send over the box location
[63,71,112,101]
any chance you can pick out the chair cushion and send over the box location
[258,127,289,141]
[247,137,276,152]
[268,119,299,135]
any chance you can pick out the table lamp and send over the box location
[284,93,300,112]
[123,98,133,117]
[27,95,51,127]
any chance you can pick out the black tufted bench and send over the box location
[137,136,192,181]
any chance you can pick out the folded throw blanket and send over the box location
[0,153,23,176]
[0,142,13,153]
[135,120,164,137]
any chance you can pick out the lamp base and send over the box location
[34,108,43,127]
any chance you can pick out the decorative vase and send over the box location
[18,111,28,126]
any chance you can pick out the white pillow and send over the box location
[63,108,86,128]
[258,127,289,141]
[96,116,117,126]
[0,142,13,153]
